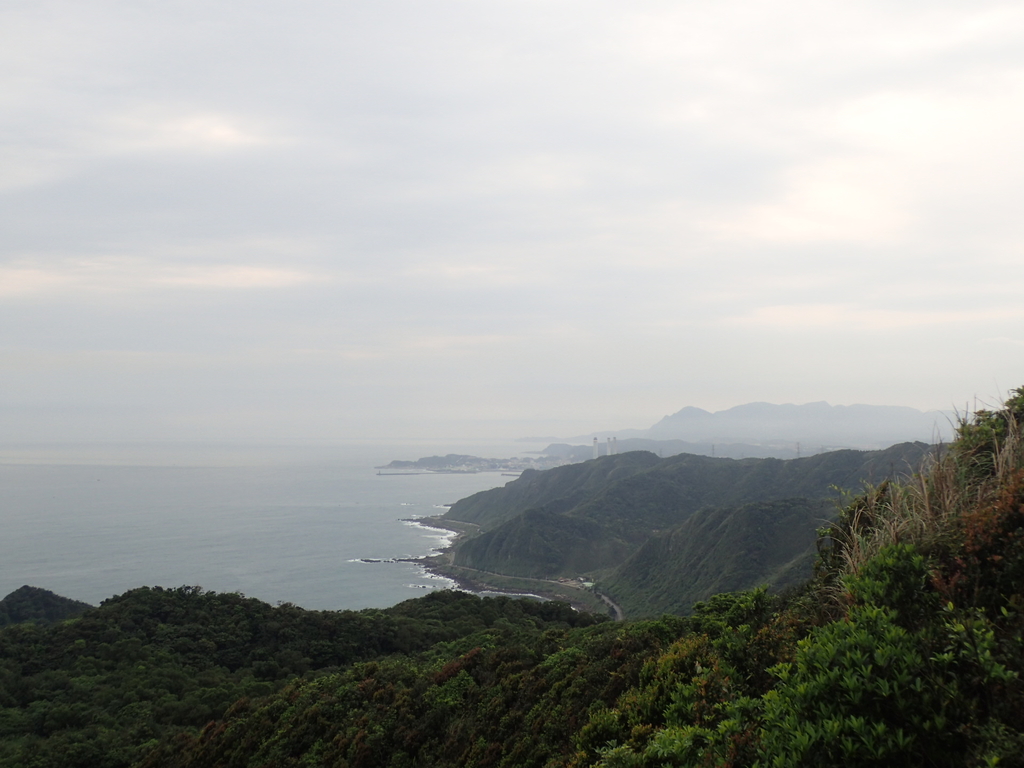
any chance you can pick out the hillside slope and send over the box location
[447,443,931,594]
[603,497,833,617]
[444,450,661,529]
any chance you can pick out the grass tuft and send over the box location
[820,388,1024,600]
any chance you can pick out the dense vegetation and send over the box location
[444,441,931,616]
[603,497,833,616]
[0,587,601,767]
[3,389,1023,766]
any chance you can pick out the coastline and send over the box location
[400,516,494,594]
[405,515,622,619]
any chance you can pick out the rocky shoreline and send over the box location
[405,515,621,618]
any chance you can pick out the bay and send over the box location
[0,441,541,610]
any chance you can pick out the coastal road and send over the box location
[439,564,626,621]
[595,591,625,621]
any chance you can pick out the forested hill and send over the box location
[603,497,834,616]
[446,442,930,532]
[442,442,932,613]
[444,450,663,528]
[0,586,92,627]
[0,586,602,768]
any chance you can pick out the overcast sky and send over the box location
[3,1,1024,443]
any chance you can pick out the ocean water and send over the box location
[0,442,539,610]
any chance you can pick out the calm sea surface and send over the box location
[0,441,540,610]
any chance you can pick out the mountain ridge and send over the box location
[553,400,953,449]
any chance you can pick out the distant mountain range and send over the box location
[528,401,954,458]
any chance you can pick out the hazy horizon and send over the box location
[4,2,1024,444]
[0,397,958,456]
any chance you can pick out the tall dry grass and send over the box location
[824,396,1024,582]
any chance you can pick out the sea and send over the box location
[0,440,546,611]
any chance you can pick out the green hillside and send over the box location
[446,442,931,607]
[603,497,833,617]
[444,450,662,528]
[451,508,633,578]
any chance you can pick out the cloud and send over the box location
[3,1,1024,441]
[705,156,911,244]
[0,257,319,298]
[980,336,1024,348]
[99,110,286,154]
[731,303,1024,332]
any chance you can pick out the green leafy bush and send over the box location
[759,601,964,767]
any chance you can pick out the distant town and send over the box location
[375,453,569,474]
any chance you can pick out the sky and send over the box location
[3,0,1024,444]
